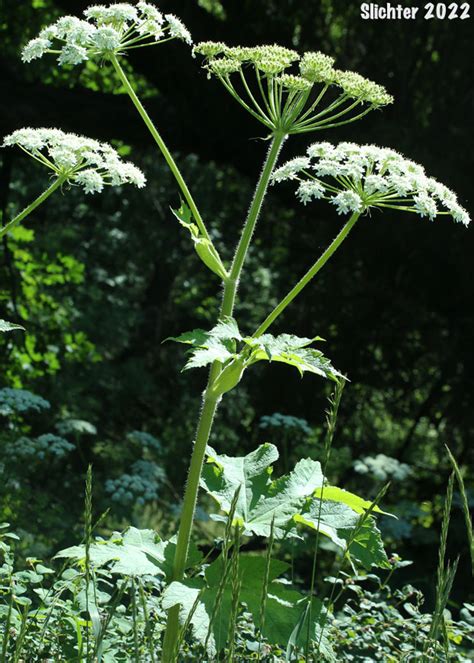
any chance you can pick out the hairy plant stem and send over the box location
[161,133,286,662]
[0,177,64,239]
[110,54,211,243]
[254,211,360,337]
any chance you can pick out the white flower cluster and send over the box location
[22,3,191,66]
[354,454,412,482]
[272,142,470,226]
[3,128,146,194]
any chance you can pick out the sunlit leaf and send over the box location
[201,443,323,538]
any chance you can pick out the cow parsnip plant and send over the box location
[1,2,469,661]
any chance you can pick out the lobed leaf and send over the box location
[314,486,391,517]
[56,527,167,577]
[296,501,390,569]
[201,443,323,538]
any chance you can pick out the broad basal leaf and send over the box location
[201,443,324,538]
[345,517,390,570]
[162,555,334,659]
[295,500,361,549]
[0,320,24,333]
[56,527,167,577]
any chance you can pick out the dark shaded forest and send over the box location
[1,0,473,612]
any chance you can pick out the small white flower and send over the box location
[272,157,310,183]
[296,180,325,204]
[387,173,413,196]
[314,159,342,178]
[306,142,336,159]
[414,192,437,220]
[91,26,122,51]
[365,174,390,195]
[21,37,51,63]
[137,2,164,23]
[58,44,89,66]
[332,190,364,215]
[164,14,192,45]
[84,4,138,24]
[75,169,105,194]
[137,19,164,40]
[445,200,470,227]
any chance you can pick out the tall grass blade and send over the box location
[139,581,156,663]
[226,524,242,663]
[305,380,345,659]
[257,516,275,662]
[204,485,241,655]
[446,445,474,574]
[426,471,459,659]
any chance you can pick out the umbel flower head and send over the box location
[3,128,146,194]
[22,2,191,67]
[193,43,393,135]
[272,142,470,226]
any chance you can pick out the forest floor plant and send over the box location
[0,2,471,661]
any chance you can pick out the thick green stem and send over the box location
[0,177,64,239]
[254,212,360,337]
[161,133,285,662]
[110,55,211,243]
[222,132,286,313]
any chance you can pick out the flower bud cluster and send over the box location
[272,142,470,225]
[3,128,146,194]
[193,42,392,134]
[22,3,191,66]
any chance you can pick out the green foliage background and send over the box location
[0,0,473,609]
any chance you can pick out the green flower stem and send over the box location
[161,133,286,662]
[0,177,64,239]
[110,55,211,243]
[222,132,286,313]
[253,211,360,337]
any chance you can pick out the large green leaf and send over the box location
[162,555,334,659]
[313,486,391,517]
[201,443,324,538]
[56,527,167,577]
[295,500,361,549]
[345,517,390,570]
[57,528,203,579]
[295,501,390,570]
